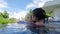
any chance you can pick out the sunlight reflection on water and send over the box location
[7,23,27,32]
[0,23,32,34]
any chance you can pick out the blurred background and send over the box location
[0,0,60,34]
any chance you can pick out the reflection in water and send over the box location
[0,24,7,28]
[0,23,32,34]
[44,22,60,34]
[0,22,60,34]
[7,23,27,32]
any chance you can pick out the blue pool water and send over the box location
[0,21,60,34]
[0,23,32,34]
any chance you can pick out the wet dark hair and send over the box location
[32,8,46,21]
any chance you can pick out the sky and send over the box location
[0,0,53,20]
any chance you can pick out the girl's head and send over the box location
[32,8,46,21]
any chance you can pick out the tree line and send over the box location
[0,11,17,24]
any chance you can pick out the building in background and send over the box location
[42,0,60,21]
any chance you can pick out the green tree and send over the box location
[2,11,9,18]
[0,10,18,24]
[29,9,32,14]
[9,18,18,23]
[0,12,3,18]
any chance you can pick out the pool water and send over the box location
[0,22,60,34]
[0,23,32,34]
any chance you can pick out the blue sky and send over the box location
[5,0,32,10]
[0,0,53,19]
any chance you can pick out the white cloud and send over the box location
[0,9,4,12]
[26,3,36,9]
[0,0,8,13]
[26,0,53,9]
[9,10,28,20]
[0,0,8,8]
[37,2,45,7]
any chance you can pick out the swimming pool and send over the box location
[0,23,32,34]
[0,22,60,34]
